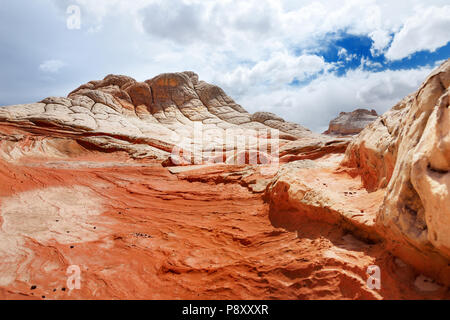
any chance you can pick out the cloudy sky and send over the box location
[1,0,449,132]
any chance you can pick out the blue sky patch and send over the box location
[387,42,450,70]
[293,31,450,80]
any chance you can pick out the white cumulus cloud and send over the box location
[234,65,434,132]
[386,6,450,60]
[9,0,449,132]
[218,52,326,95]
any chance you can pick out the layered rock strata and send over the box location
[324,109,378,136]
[340,60,450,285]
[0,66,449,299]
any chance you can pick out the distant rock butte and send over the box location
[0,63,449,300]
[324,108,378,136]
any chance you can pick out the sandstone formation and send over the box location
[325,109,378,136]
[0,66,449,300]
[0,72,347,166]
[341,59,450,286]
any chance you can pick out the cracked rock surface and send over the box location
[0,68,449,299]
[342,59,450,286]
[0,72,346,164]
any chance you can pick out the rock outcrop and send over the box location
[325,109,378,135]
[0,67,449,300]
[0,72,346,166]
[341,59,450,285]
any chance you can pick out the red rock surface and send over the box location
[0,69,449,300]
[0,125,447,300]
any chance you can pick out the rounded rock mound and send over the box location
[325,109,378,136]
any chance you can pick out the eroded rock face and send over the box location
[342,59,450,285]
[251,111,313,138]
[0,72,346,166]
[325,109,378,136]
[0,68,449,299]
[265,155,384,242]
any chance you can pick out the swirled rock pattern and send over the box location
[0,68,448,300]
[0,72,346,165]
